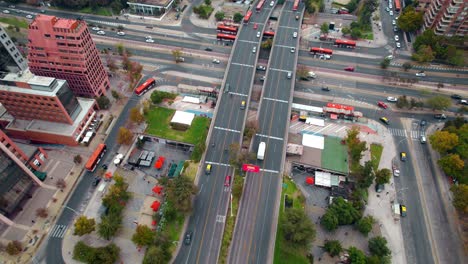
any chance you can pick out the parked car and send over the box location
[393,169,400,177]
[344,66,355,72]
[321,87,330,91]
[396,42,401,48]
[451,94,462,99]
[393,26,398,32]
[145,38,155,43]
[377,101,388,109]
[205,47,213,51]
[293,32,298,38]
[96,31,106,35]
[400,205,407,217]
[270,1,275,7]
[91,27,100,31]
[434,114,447,119]
[212,59,221,64]
[26,15,33,19]
[92,177,101,186]
[392,20,396,25]
[116,31,125,36]
[394,35,399,41]
[460,99,468,105]
[260,76,266,81]
[386,96,398,102]
[390,10,394,16]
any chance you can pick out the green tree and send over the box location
[412,45,435,63]
[324,240,343,257]
[98,214,122,240]
[321,211,339,231]
[375,168,391,185]
[214,11,225,21]
[143,245,167,264]
[73,154,82,164]
[350,28,362,39]
[447,49,464,66]
[116,43,125,56]
[380,58,391,69]
[132,225,155,247]
[129,107,145,124]
[402,62,412,71]
[150,91,177,104]
[282,208,316,247]
[356,160,375,189]
[5,240,22,256]
[396,95,409,108]
[341,26,351,35]
[356,215,375,236]
[368,236,391,257]
[233,12,243,23]
[320,22,329,34]
[451,184,468,213]
[429,131,459,153]
[111,90,121,101]
[96,96,111,109]
[438,154,464,178]
[329,197,361,225]
[397,6,423,32]
[348,246,367,264]
[426,96,451,110]
[117,127,134,145]
[164,175,197,213]
[261,38,273,49]
[73,216,96,236]
[204,0,211,5]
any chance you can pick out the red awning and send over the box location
[152,185,163,195]
[104,171,113,179]
[151,200,161,211]
[306,177,314,185]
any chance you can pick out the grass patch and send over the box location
[79,7,113,16]
[183,161,199,182]
[0,17,29,28]
[370,143,383,170]
[273,177,309,264]
[145,107,210,144]
[362,31,374,40]
[167,212,185,253]
[218,174,244,264]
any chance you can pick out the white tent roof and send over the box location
[302,134,324,149]
[305,118,325,127]
[182,96,201,104]
[171,111,195,126]
[292,103,323,113]
[315,171,332,187]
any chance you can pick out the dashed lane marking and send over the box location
[214,126,241,133]
[230,62,254,68]
[263,97,289,103]
[256,134,284,141]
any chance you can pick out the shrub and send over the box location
[6,241,22,255]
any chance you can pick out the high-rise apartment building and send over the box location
[27,15,110,97]
[419,0,468,36]
[0,129,46,218]
[0,69,97,145]
[0,26,28,72]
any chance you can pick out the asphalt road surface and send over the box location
[174,5,273,264]
[228,2,303,264]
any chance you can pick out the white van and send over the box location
[420,135,427,144]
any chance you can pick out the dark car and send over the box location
[451,94,462,100]
[344,66,355,72]
[205,47,213,51]
[321,87,330,91]
[92,177,101,186]
[434,114,447,119]
[101,164,108,170]
[420,119,427,126]
[184,231,193,245]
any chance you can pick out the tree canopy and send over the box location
[356,215,375,236]
[74,216,96,236]
[397,6,423,32]
[348,246,367,264]
[132,225,155,247]
[117,127,133,145]
[281,208,316,247]
[368,236,391,257]
[425,96,451,111]
[324,240,343,257]
[451,184,468,213]
[429,131,459,154]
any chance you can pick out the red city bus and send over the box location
[263,31,275,38]
[394,0,401,12]
[244,10,253,24]
[310,47,333,55]
[217,33,236,42]
[85,144,107,171]
[217,24,238,35]
[134,78,156,96]
[334,39,356,48]
[292,0,299,11]
[256,0,265,12]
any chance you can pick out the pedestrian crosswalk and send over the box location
[49,224,68,238]
[387,128,425,140]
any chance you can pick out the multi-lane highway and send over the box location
[228,2,303,263]
[174,4,273,264]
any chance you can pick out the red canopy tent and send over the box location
[151,200,161,211]
[154,156,165,169]
[151,220,157,226]
[305,177,314,185]
[152,185,163,195]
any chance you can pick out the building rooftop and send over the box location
[6,98,95,137]
[31,15,80,30]
[0,69,65,96]
[128,0,174,7]
[14,141,38,159]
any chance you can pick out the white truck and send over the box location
[257,142,266,160]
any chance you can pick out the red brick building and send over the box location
[0,70,97,146]
[27,15,110,97]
